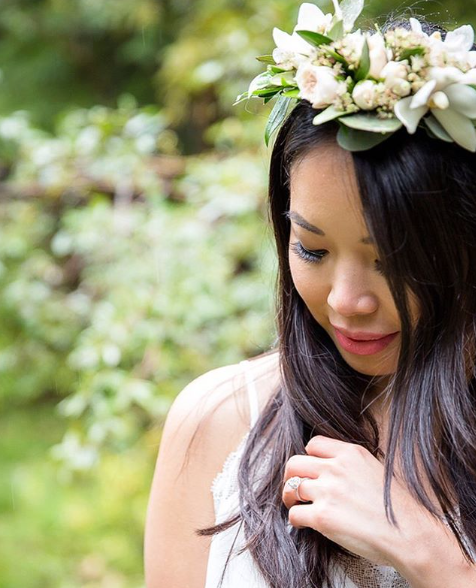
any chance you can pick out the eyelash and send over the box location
[290,242,385,275]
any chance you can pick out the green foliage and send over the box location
[0,99,275,470]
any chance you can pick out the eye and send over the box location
[374,259,385,275]
[290,242,327,264]
[291,241,386,275]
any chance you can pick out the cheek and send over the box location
[289,255,327,311]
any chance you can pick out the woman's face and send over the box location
[288,143,410,378]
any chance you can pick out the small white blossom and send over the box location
[337,30,366,68]
[429,25,475,69]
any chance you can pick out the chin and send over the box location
[343,356,397,377]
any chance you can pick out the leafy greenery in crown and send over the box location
[236,0,476,151]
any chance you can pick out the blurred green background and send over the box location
[1,1,474,586]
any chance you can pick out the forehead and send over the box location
[289,143,365,229]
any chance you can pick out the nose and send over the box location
[327,267,379,317]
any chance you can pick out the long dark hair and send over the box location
[196,16,476,588]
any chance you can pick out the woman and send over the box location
[144,5,476,587]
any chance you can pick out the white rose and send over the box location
[296,64,342,109]
[352,80,379,110]
[367,33,389,78]
[381,60,410,95]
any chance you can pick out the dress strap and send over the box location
[240,359,259,429]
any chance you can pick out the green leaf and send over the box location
[322,46,348,66]
[355,37,370,81]
[328,19,345,41]
[339,113,403,133]
[265,95,293,147]
[340,0,364,31]
[312,105,346,125]
[337,124,395,151]
[282,88,301,98]
[252,87,281,98]
[256,55,276,64]
[399,46,426,62]
[295,30,333,47]
[268,65,287,74]
[423,115,454,142]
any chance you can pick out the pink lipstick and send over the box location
[333,327,399,356]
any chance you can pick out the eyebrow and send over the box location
[285,211,374,245]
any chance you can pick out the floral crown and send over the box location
[236,0,476,152]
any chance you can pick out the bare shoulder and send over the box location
[164,349,280,449]
[144,350,280,588]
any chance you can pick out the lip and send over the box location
[332,326,400,356]
[331,325,398,341]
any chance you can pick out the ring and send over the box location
[286,475,305,502]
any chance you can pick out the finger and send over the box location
[283,454,327,482]
[305,435,356,458]
[282,476,314,509]
[288,502,313,530]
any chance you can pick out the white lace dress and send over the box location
[204,359,415,588]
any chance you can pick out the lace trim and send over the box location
[210,432,250,506]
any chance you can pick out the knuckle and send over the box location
[313,503,332,531]
[284,455,301,477]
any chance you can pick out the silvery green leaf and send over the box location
[328,19,345,41]
[432,107,476,151]
[265,95,293,147]
[445,84,476,118]
[423,115,454,143]
[256,55,276,64]
[337,124,395,151]
[248,71,272,94]
[296,30,333,46]
[340,0,364,31]
[355,37,370,81]
[339,113,403,133]
[313,105,346,125]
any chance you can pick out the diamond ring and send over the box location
[286,475,305,502]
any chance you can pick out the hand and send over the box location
[282,434,440,568]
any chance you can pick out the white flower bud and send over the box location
[367,33,389,78]
[352,80,379,110]
[428,91,450,109]
[381,60,408,86]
